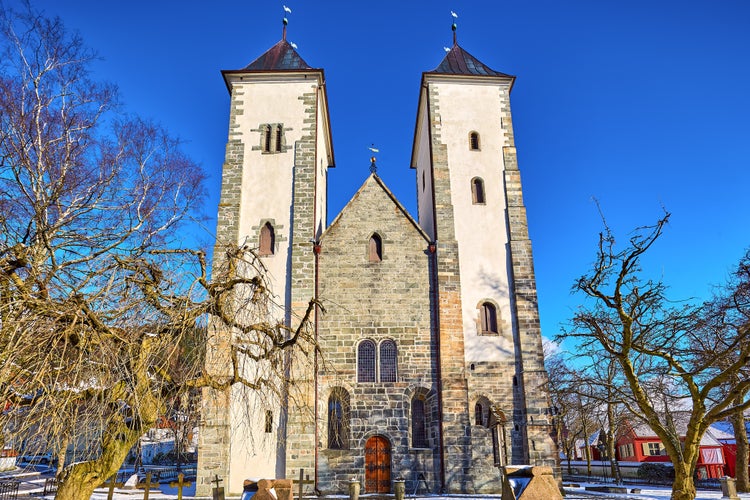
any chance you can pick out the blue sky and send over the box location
[16,0,750,345]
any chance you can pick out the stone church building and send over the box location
[197,25,557,497]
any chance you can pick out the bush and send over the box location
[637,463,674,484]
[152,449,195,465]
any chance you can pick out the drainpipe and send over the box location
[428,241,446,493]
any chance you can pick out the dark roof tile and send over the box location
[429,44,512,78]
[242,39,313,71]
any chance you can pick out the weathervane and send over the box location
[451,10,458,45]
[368,145,379,174]
[282,4,291,41]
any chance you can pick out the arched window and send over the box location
[263,125,272,153]
[480,302,498,334]
[412,396,428,448]
[475,402,484,426]
[328,388,350,449]
[275,124,283,152]
[379,340,397,383]
[469,131,480,151]
[259,222,275,256]
[471,177,486,204]
[369,233,382,262]
[357,340,376,382]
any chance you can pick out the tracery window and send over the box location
[379,340,397,383]
[357,340,376,382]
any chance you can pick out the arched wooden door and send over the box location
[364,435,391,493]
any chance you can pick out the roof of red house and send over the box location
[627,421,723,447]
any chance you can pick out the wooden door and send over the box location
[364,435,391,493]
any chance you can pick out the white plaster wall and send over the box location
[315,90,331,239]
[414,98,435,240]
[225,75,322,488]
[233,77,317,304]
[431,81,516,363]
[229,386,281,486]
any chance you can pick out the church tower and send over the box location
[411,28,557,491]
[197,25,333,495]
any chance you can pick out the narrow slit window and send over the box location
[275,124,283,152]
[357,340,376,382]
[263,125,272,153]
[369,233,382,262]
[480,302,498,334]
[469,131,480,151]
[259,222,275,256]
[265,410,273,433]
[472,177,486,204]
[475,402,484,426]
[412,396,428,448]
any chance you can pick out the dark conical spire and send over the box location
[430,44,512,77]
[241,37,312,71]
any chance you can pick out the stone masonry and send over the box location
[284,88,321,479]
[425,83,475,494]
[197,86,246,496]
[316,175,438,494]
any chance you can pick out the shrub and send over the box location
[637,463,674,484]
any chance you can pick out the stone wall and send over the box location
[316,175,440,494]
[196,85,246,496]
[425,83,475,494]
[284,89,321,479]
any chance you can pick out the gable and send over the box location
[321,174,429,247]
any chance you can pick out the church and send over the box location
[197,19,557,497]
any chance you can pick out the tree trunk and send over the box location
[55,437,69,480]
[55,427,140,500]
[606,403,622,483]
[732,401,749,492]
[671,463,697,500]
[579,397,592,476]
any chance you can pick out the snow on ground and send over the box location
[563,481,750,500]
[84,484,750,499]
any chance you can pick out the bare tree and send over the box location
[545,348,599,475]
[563,213,750,500]
[697,249,750,491]
[0,5,318,500]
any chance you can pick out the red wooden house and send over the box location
[615,420,726,479]
[707,420,750,478]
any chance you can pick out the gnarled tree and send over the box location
[0,5,317,500]
[563,213,750,500]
